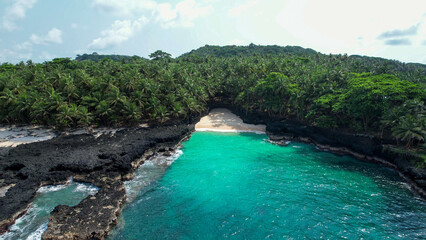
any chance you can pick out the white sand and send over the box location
[0,125,134,148]
[195,108,266,133]
[0,126,56,148]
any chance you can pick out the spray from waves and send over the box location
[125,149,183,203]
[0,181,98,240]
[74,183,98,195]
[37,184,69,193]
[23,223,47,240]
[107,149,183,239]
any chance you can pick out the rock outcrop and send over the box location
[225,105,426,198]
[0,121,196,239]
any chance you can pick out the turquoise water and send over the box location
[0,181,97,240]
[110,132,426,239]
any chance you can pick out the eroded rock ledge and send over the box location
[0,120,196,239]
[1,106,425,239]
[226,106,426,199]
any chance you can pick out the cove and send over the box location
[0,181,97,240]
[109,132,426,239]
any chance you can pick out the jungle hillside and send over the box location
[0,44,425,151]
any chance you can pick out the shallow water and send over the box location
[0,181,98,240]
[109,132,426,239]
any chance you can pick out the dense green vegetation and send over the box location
[75,52,144,62]
[181,44,317,58]
[0,44,425,149]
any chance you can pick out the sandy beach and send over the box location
[0,126,56,148]
[195,108,266,133]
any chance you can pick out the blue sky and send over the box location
[1,0,425,63]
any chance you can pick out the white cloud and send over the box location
[273,0,426,54]
[88,17,148,49]
[91,0,213,28]
[15,41,32,51]
[30,28,63,45]
[91,0,157,16]
[165,0,213,28]
[4,28,62,63]
[2,0,38,31]
[88,0,212,49]
[0,48,32,63]
[228,0,260,17]
[156,3,178,23]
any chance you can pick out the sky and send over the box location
[0,0,425,64]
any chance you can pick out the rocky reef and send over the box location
[0,121,196,239]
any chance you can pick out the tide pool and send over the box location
[110,132,426,239]
[0,181,98,240]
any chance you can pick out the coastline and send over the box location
[0,120,198,239]
[195,108,266,133]
[226,107,426,199]
[1,107,425,239]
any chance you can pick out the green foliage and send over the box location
[332,74,424,131]
[180,44,317,58]
[0,44,425,151]
[392,115,425,148]
[382,99,426,147]
[0,57,209,127]
[149,50,172,60]
[75,52,144,62]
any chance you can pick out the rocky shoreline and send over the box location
[228,107,426,199]
[1,107,425,239]
[0,119,197,239]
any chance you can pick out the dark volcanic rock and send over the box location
[0,122,196,238]
[208,102,425,198]
[234,108,426,198]
[42,178,126,240]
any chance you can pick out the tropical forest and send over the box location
[1,45,424,149]
[1,44,426,239]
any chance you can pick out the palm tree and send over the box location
[56,104,78,127]
[77,106,93,126]
[392,115,425,148]
[96,100,113,125]
[123,101,141,123]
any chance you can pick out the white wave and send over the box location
[25,223,48,240]
[0,204,45,240]
[37,178,97,195]
[74,183,98,196]
[149,149,183,166]
[124,149,183,203]
[0,180,98,240]
[37,184,68,193]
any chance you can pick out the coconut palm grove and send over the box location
[1,45,425,150]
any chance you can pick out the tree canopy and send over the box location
[1,45,425,148]
[149,50,172,60]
